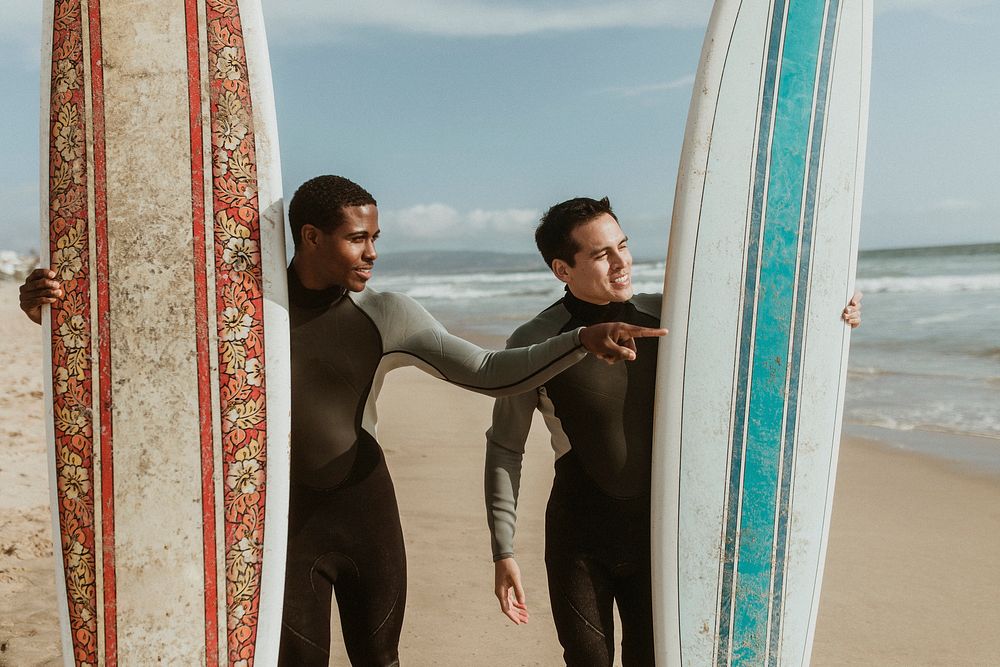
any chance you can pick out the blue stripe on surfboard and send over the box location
[733,2,827,661]
[716,0,788,661]
[716,0,831,663]
[766,2,841,662]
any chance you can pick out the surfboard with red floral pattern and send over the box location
[40,0,289,663]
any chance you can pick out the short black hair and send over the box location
[288,175,377,247]
[535,197,618,268]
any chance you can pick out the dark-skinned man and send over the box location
[21,175,666,666]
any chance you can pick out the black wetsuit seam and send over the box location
[558,587,608,639]
[281,622,331,655]
[369,588,402,639]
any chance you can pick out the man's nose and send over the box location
[364,240,377,261]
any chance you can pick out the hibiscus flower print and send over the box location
[214,46,243,81]
[226,458,262,495]
[221,307,253,342]
[54,119,84,162]
[55,366,70,394]
[245,357,262,387]
[59,314,89,349]
[55,405,88,436]
[52,245,83,281]
[227,603,246,630]
[54,59,80,93]
[232,536,260,566]
[215,115,248,152]
[76,603,94,624]
[212,90,249,152]
[58,462,91,500]
[222,236,258,273]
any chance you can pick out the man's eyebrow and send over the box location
[588,237,628,256]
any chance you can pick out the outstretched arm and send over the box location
[383,292,665,397]
[19,268,63,325]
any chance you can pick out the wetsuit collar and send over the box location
[287,263,347,309]
[562,286,629,325]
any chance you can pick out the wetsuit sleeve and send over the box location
[484,387,538,560]
[379,292,587,397]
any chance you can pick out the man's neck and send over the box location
[565,287,611,306]
[291,254,335,291]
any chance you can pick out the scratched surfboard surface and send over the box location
[651,0,872,664]
[40,0,289,663]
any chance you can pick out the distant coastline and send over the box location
[4,241,997,280]
[375,241,1000,275]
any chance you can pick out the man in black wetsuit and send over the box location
[483,197,862,666]
[20,177,666,666]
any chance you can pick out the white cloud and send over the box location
[466,207,538,232]
[599,73,695,97]
[382,203,541,241]
[386,203,462,238]
[262,0,996,42]
[932,198,982,212]
[875,0,993,21]
[265,0,709,39]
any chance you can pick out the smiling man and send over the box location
[19,176,666,666]
[484,196,862,666]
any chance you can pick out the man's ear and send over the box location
[300,224,321,248]
[551,258,571,284]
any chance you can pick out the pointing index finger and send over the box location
[624,325,668,338]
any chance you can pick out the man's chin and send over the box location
[609,288,633,302]
[344,277,369,292]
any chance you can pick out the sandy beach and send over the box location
[1,283,998,666]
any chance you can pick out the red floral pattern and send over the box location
[206,0,269,663]
[47,0,99,664]
[47,1,270,662]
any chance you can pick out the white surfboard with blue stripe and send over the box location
[651,0,872,664]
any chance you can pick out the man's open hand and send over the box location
[494,557,529,625]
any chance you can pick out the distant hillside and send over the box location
[375,251,542,275]
[375,249,664,275]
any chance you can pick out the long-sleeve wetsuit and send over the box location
[279,267,589,666]
[485,289,662,666]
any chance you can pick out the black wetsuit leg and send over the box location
[544,452,654,667]
[278,434,406,667]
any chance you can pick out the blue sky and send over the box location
[1,0,997,257]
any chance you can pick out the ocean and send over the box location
[373,243,1000,470]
